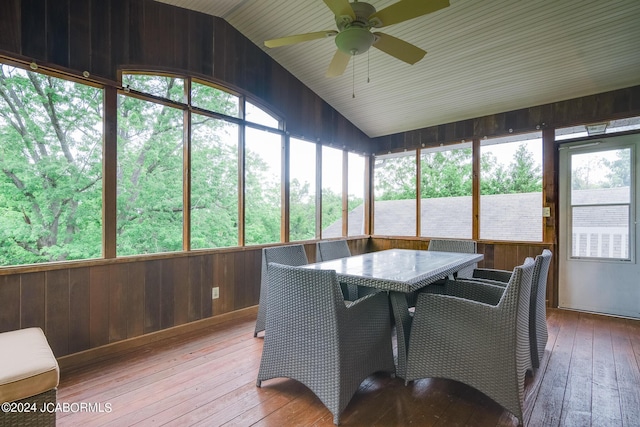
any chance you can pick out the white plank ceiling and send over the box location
[156,0,640,138]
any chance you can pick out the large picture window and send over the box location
[0,64,103,266]
[480,132,543,241]
[420,145,472,239]
[289,137,317,241]
[244,127,282,245]
[348,153,366,236]
[117,83,184,255]
[321,146,344,238]
[374,152,417,236]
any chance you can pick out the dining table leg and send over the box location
[389,291,412,380]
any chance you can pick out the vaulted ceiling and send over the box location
[156,0,640,138]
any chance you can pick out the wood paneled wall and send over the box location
[372,85,640,153]
[0,0,371,152]
[0,239,370,357]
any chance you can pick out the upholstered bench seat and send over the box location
[0,327,59,426]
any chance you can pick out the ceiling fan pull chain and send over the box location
[352,54,356,98]
[367,49,370,83]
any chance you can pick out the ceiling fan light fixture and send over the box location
[335,26,375,55]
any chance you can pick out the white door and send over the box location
[559,133,640,319]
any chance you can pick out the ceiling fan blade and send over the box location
[265,31,337,48]
[372,32,426,65]
[326,49,351,77]
[369,0,450,28]
[323,0,356,22]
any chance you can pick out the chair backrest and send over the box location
[500,257,536,378]
[265,263,343,338]
[530,249,552,366]
[316,240,351,262]
[262,244,309,286]
[428,239,477,278]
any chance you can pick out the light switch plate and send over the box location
[542,207,551,217]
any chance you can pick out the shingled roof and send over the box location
[325,188,629,242]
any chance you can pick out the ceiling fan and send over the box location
[264,0,450,77]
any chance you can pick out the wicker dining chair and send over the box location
[316,239,352,262]
[257,263,395,425]
[466,250,553,369]
[528,249,552,368]
[254,244,308,337]
[316,240,374,301]
[428,239,478,278]
[405,257,535,424]
[406,239,478,307]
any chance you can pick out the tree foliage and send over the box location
[374,144,543,201]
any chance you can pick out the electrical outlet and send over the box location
[212,287,219,299]
[542,207,551,217]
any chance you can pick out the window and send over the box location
[117,92,184,255]
[374,152,417,236]
[480,132,542,241]
[289,137,317,241]
[122,73,184,103]
[570,147,631,259]
[321,146,344,238]
[420,144,472,238]
[348,153,366,236]
[246,101,279,128]
[0,64,103,266]
[191,116,239,249]
[244,127,282,245]
[191,81,239,117]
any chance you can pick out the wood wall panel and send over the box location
[68,267,90,354]
[20,272,45,331]
[20,0,46,59]
[45,269,70,356]
[108,264,128,342]
[0,275,20,333]
[0,0,20,53]
[69,0,91,72]
[89,265,110,348]
[126,262,146,338]
[46,0,69,67]
[374,86,640,154]
[144,259,161,334]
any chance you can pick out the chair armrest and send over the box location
[472,268,512,283]
[423,279,505,306]
[413,291,502,337]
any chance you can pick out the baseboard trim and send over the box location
[57,306,258,373]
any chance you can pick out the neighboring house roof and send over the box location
[324,187,629,241]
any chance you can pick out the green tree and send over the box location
[421,148,472,198]
[374,156,416,200]
[0,65,103,265]
[505,143,542,193]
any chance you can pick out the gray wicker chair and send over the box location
[316,240,378,301]
[254,244,308,337]
[407,239,478,307]
[316,239,351,261]
[405,257,535,424]
[529,249,552,369]
[466,250,553,369]
[257,263,395,425]
[428,239,478,278]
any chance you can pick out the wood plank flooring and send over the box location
[56,308,640,426]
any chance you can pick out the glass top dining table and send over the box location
[303,248,484,293]
[303,248,484,379]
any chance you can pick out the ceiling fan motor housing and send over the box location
[335,1,377,55]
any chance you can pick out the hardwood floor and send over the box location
[56,308,640,426]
